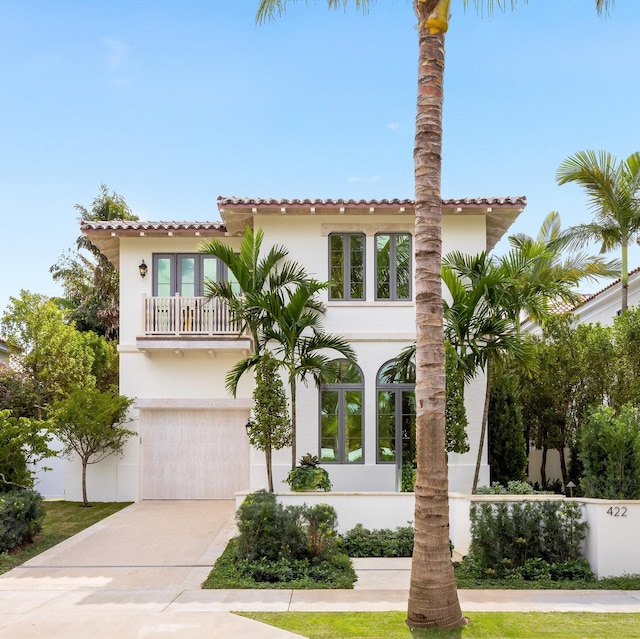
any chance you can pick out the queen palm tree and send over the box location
[228,279,356,469]
[442,251,536,493]
[506,211,617,325]
[256,0,614,631]
[260,281,356,468]
[200,226,308,349]
[557,151,640,313]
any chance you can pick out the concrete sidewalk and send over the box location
[0,501,638,639]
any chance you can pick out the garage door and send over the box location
[140,409,249,499]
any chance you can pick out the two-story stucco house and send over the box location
[73,195,525,502]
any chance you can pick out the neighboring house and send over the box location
[0,339,9,364]
[75,195,526,502]
[571,265,640,327]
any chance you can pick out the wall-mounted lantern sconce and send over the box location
[245,420,253,436]
[139,260,148,278]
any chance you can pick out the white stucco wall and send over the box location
[66,209,493,501]
[574,269,640,327]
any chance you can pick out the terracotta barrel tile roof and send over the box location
[217,196,527,208]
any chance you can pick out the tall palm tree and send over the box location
[442,251,536,493]
[256,0,614,630]
[557,151,640,312]
[260,280,356,468]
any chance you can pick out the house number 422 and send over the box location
[606,506,628,517]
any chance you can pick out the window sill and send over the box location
[326,300,414,308]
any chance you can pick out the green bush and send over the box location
[466,499,590,580]
[284,454,332,492]
[341,523,414,557]
[0,489,43,553]
[224,491,355,588]
[400,463,416,492]
[579,404,640,500]
[476,480,550,495]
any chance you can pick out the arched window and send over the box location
[377,360,416,475]
[319,360,364,463]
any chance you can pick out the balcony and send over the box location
[136,295,252,355]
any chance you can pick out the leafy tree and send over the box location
[0,410,53,492]
[444,341,469,454]
[0,363,38,419]
[1,291,95,417]
[256,0,614,631]
[557,151,640,312]
[610,305,640,406]
[249,350,292,492]
[82,331,120,392]
[519,318,613,487]
[579,404,640,500]
[51,184,137,338]
[487,366,526,486]
[52,388,134,507]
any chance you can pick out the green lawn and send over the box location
[0,500,131,575]
[242,612,640,639]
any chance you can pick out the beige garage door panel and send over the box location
[141,409,249,499]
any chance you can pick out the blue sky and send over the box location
[1,0,639,314]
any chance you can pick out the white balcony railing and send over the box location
[141,295,244,336]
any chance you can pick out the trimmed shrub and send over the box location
[466,499,590,580]
[0,489,43,552]
[579,404,640,500]
[229,491,355,588]
[341,523,414,557]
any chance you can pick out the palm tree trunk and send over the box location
[472,365,492,494]
[407,0,464,630]
[621,238,629,312]
[290,373,297,470]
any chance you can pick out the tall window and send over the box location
[329,233,365,300]
[152,254,236,297]
[375,233,411,300]
[320,360,363,463]
[377,360,416,471]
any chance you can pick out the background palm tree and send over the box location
[557,150,640,312]
[506,211,618,325]
[442,251,536,493]
[256,0,614,631]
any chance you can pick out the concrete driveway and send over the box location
[0,500,305,639]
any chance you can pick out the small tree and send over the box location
[0,409,53,491]
[488,366,526,486]
[249,350,292,492]
[52,388,134,506]
[579,404,640,500]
